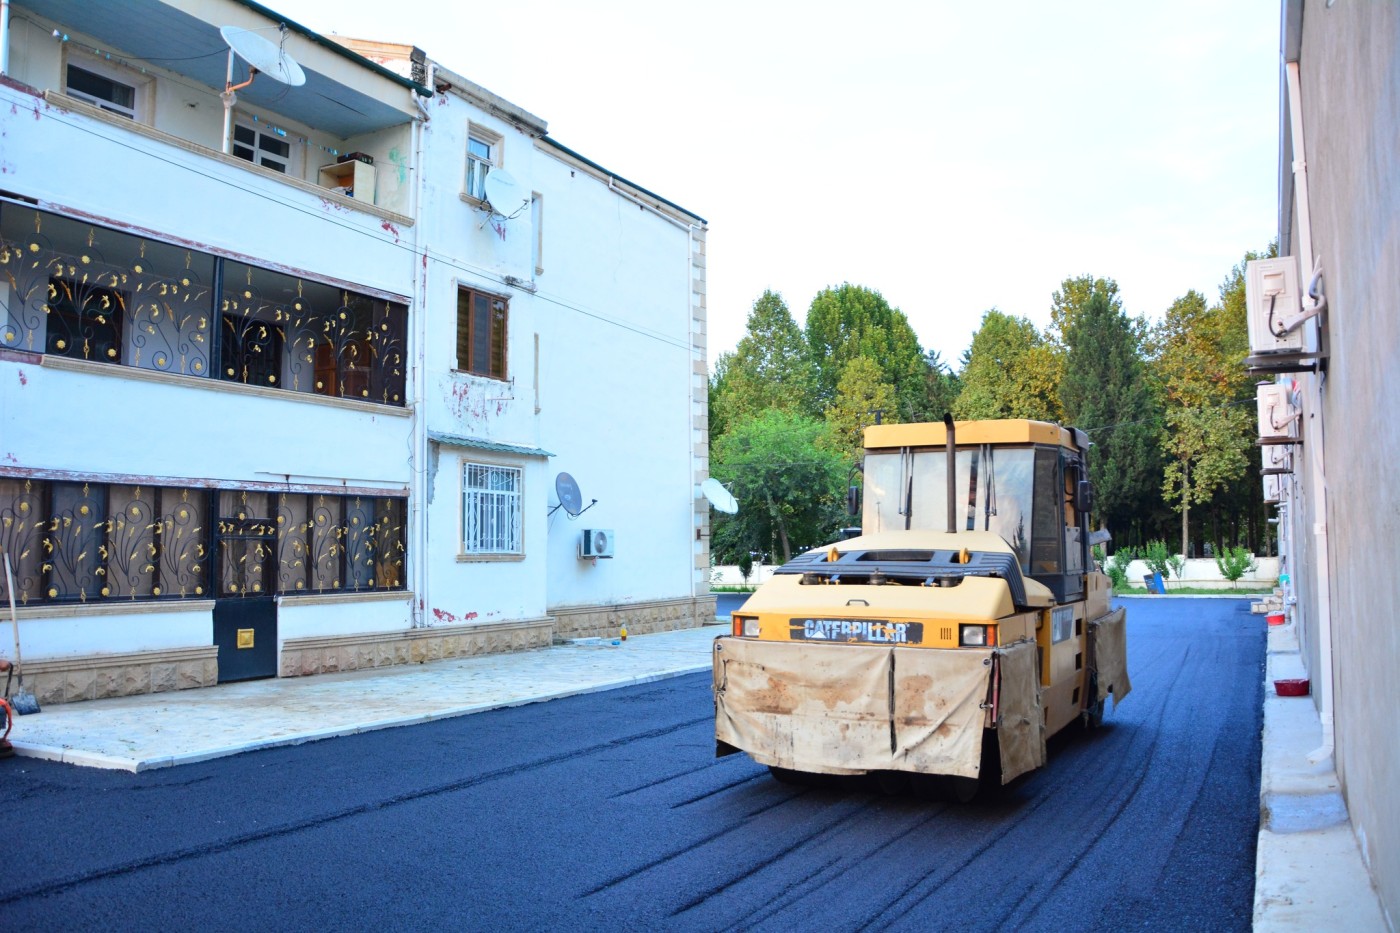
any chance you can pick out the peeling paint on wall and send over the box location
[430,607,479,625]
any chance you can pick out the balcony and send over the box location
[4,0,429,218]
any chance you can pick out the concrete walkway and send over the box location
[1253,618,1389,931]
[3,623,724,771]
[1,608,1388,930]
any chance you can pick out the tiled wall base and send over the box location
[23,596,717,704]
[24,646,219,706]
[279,617,554,678]
[550,596,717,641]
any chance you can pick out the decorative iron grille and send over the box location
[0,203,406,405]
[0,477,404,606]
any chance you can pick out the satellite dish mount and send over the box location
[218,24,307,155]
[550,472,598,518]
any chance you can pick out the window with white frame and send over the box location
[462,462,522,555]
[465,126,501,201]
[232,119,294,174]
[64,56,149,121]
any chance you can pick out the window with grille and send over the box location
[462,462,522,555]
[456,287,508,379]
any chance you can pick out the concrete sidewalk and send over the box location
[3,623,725,771]
[1253,618,1388,931]
[1,610,1388,930]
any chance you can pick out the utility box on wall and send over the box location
[1245,257,1306,355]
[1257,381,1299,442]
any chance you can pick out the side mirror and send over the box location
[1076,479,1094,514]
[847,484,860,516]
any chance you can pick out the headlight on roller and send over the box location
[733,615,760,637]
[959,624,996,647]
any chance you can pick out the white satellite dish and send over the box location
[220,26,307,87]
[700,478,739,515]
[482,168,529,219]
[219,26,306,156]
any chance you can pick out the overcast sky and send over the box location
[274,0,1281,368]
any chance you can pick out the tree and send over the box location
[824,356,897,461]
[1150,289,1255,557]
[953,309,1062,421]
[803,284,931,421]
[709,291,813,443]
[710,409,847,564]
[1058,289,1161,540]
[1049,274,1123,350]
[924,348,960,420]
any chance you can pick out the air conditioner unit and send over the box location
[1262,441,1292,475]
[1256,382,1299,442]
[1262,473,1282,504]
[1245,257,1305,355]
[579,529,615,559]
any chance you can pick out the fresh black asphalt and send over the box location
[0,597,1263,931]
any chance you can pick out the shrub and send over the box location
[737,550,754,583]
[1167,553,1185,581]
[1216,546,1258,586]
[1142,539,1171,580]
[1106,547,1136,590]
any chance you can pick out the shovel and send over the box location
[4,554,39,715]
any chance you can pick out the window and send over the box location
[65,62,141,119]
[531,192,543,274]
[45,277,125,363]
[465,127,501,201]
[462,463,522,555]
[232,120,293,174]
[456,287,508,379]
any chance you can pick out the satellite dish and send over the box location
[556,472,584,517]
[220,26,307,86]
[482,168,529,219]
[700,478,739,515]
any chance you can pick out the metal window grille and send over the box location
[462,463,521,554]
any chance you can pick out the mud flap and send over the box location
[994,639,1045,784]
[1088,606,1132,707]
[713,637,994,777]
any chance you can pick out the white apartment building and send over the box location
[0,0,712,702]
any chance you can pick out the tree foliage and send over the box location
[804,284,931,422]
[709,291,813,441]
[824,356,897,461]
[710,409,847,564]
[1058,288,1161,539]
[953,309,1062,421]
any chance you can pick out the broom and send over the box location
[4,554,39,715]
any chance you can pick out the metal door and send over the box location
[213,490,278,682]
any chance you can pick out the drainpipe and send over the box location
[1,0,10,76]
[1285,60,1334,765]
[408,63,434,627]
[687,220,699,603]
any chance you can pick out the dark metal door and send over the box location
[213,491,278,682]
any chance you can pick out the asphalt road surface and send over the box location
[0,597,1263,931]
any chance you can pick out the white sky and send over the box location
[273,0,1281,369]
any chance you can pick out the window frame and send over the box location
[455,285,509,380]
[62,51,151,122]
[231,116,298,175]
[464,125,503,203]
[460,460,524,559]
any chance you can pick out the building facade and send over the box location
[0,0,712,702]
[1268,1,1399,922]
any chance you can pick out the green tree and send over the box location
[803,284,931,421]
[1058,289,1161,540]
[924,348,961,420]
[953,309,1062,421]
[1049,274,1123,350]
[711,409,847,563]
[709,291,813,443]
[824,356,898,461]
[1150,289,1255,557]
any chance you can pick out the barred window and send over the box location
[462,462,522,555]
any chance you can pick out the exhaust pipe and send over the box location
[944,414,956,534]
